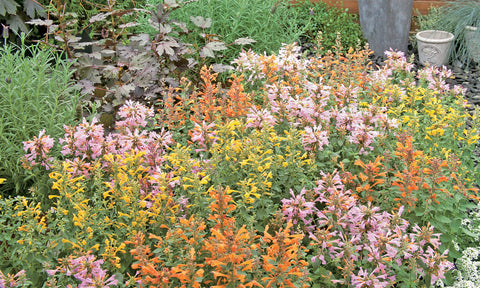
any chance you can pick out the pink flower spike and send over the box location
[116,100,154,129]
[190,121,217,152]
[22,129,55,169]
[302,125,329,152]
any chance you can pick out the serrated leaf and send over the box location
[153,3,164,20]
[164,0,179,9]
[89,12,112,23]
[26,19,53,26]
[159,23,172,35]
[75,79,96,95]
[190,16,211,29]
[89,52,102,60]
[212,63,234,73]
[115,84,135,99]
[103,103,114,112]
[172,20,188,33]
[156,41,179,57]
[24,0,46,18]
[200,46,214,58]
[0,0,18,16]
[205,41,226,51]
[7,15,28,33]
[234,37,256,45]
[103,65,121,79]
[130,33,150,46]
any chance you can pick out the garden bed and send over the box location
[1,0,480,287]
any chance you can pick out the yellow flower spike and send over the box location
[0,178,5,184]
[18,225,28,232]
[62,238,82,250]
[118,212,131,218]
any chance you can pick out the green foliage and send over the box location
[0,0,45,36]
[0,196,59,286]
[153,0,306,66]
[206,120,316,229]
[0,37,79,197]
[289,0,366,53]
[414,6,444,32]
[29,0,255,124]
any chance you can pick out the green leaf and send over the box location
[462,227,479,238]
[415,208,424,217]
[7,15,28,34]
[436,215,452,224]
[440,233,452,243]
[23,0,46,18]
[0,0,18,16]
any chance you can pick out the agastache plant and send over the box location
[281,171,454,287]
[22,100,174,184]
[46,254,117,288]
[22,129,55,170]
[0,270,30,288]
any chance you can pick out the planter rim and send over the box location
[416,30,454,44]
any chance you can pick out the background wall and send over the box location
[304,0,448,31]
[317,0,446,15]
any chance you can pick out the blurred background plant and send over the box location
[414,6,444,32]
[287,0,365,54]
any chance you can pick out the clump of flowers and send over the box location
[128,186,310,287]
[14,36,480,288]
[438,247,480,288]
[22,129,55,169]
[45,253,117,288]
[282,171,454,287]
[189,121,218,152]
[0,270,30,287]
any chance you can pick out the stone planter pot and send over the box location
[416,30,454,66]
[358,0,414,57]
[464,26,480,63]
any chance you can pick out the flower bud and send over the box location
[1,24,8,39]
